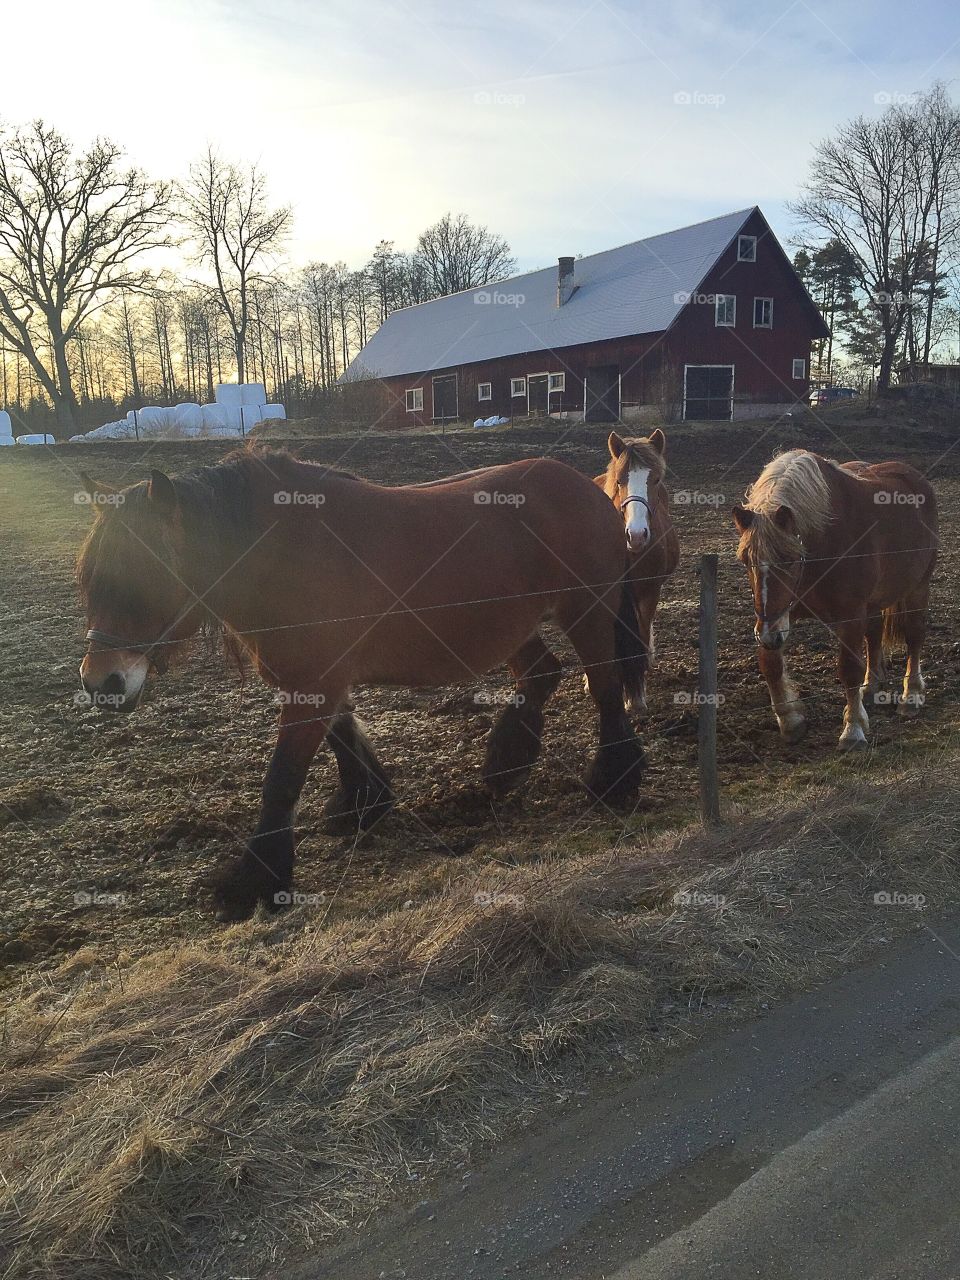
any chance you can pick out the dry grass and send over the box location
[3,755,960,1280]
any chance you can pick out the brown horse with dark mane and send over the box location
[733,449,938,749]
[77,448,645,918]
[596,429,680,712]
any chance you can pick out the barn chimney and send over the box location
[557,256,576,306]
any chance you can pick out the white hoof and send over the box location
[898,692,924,719]
[838,724,868,751]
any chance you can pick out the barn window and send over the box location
[715,295,736,327]
[511,377,527,396]
[792,358,806,380]
[753,297,773,328]
[405,387,423,412]
[478,382,492,401]
[548,372,565,392]
[737,235,757,262]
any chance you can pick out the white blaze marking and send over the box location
[624,466,651,547]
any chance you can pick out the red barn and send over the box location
[341,207,829,429]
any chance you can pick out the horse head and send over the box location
[77,469,201,711]
[732,503,803,650]
[606,429,667,553]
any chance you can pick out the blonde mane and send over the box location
[739,450,840,561]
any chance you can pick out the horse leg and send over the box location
[862,613,886,709]
[758,644,806,743]
[562,604,645,803]
[483,634,562,797]
[898,589,930,718]
[837,619,869,750]
[213,691,337,920]
[628,583,660,715]
[323,711,396,833]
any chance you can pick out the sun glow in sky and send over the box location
[6,0,960,273]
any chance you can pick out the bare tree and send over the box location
[415,212,515,297]
[793,85,960,390]
[180,150,290,384]
[0,120,170,433]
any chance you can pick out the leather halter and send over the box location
[85,629,170,674]
[619,494,652,514]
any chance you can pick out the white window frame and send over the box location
[478,382,492,401]
[753,297,773,329]
[792,358,806,380]
[548,372,565,392]
[715,294,736,327]
[737,235,757,262]
[405,387,423,412]
[511,377,527,397]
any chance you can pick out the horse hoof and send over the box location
[898,700,923,720]
[483,704,545,797]
[323,786,396,836]
[211,851,292,921]
[585,737,645,805]
[837,734,868,752]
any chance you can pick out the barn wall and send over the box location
[372,335,672,430]
[665,208,820,413]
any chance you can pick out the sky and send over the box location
[4,0,960,275]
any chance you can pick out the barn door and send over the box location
[432,374,458,422]
[683,365,734,420]
[584,364,620,423]
[527,374,548,415]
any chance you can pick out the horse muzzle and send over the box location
[79,656,149,713]
[756,623,789,650]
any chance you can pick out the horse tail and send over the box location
[615,574,647,706]
[882,601,909,655]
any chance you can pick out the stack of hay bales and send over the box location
[73,385,287,443]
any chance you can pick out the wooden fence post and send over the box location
[698,552,721,826]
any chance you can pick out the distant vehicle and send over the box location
[809,386,860,406]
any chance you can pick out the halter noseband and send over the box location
[85,629,170,674]
[620,494,652,514]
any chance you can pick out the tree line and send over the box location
[0,124,514,436]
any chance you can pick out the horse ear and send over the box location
[773,504,796,533]
[608,431,626,459]
[148,469,177,513]
[732,504,754,532]
[648,428,666,456]
[79,473,118,507]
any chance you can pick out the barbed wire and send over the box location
[12,539,945,651]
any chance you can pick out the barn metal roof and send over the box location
[342,207,758,381]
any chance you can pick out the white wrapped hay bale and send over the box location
[0,435,15,446]
[0,409,12,437]
[237,403,263,432]
[173,403,202,432]
[215,382,266,407]
[260,404,286,421]
[16,433,55,445]
[200,403,229,432]
[137,406,172,432]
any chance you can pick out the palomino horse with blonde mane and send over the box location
[733,449,938,750]
[77,448,646,919]
[595,429,680,713]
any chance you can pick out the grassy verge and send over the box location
[3,749,959,1280]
